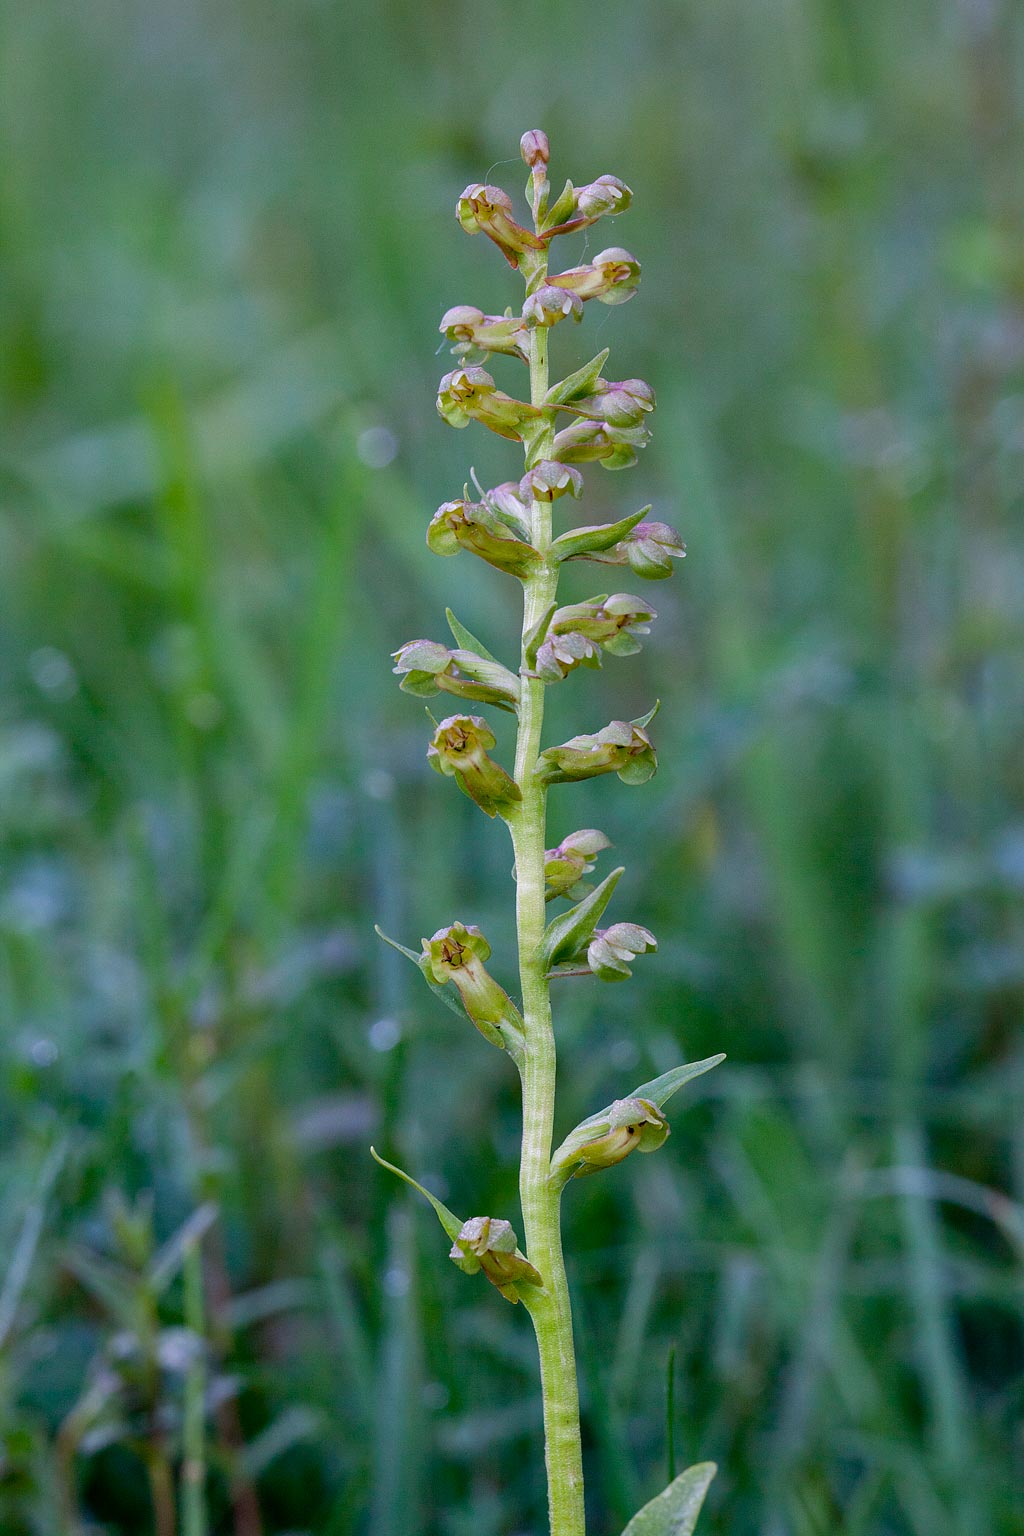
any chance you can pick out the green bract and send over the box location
[376,130,721,1536]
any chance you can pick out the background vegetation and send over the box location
[1,1,1022,1532]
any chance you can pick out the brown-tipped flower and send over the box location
[456,183,544,267]
[449,1216,543,1302]
[551,417,651,471]
[436,367,542,443]
[520,130,550,169]
[537,718,658,786]
[421,923,523,1045]
[393,639,520,711]
[427,714,522,818]
[587,922,657,981]
[522,284,583,328]
[547,247,641,306]
[427,498,540,577]
[564,377,656,428]
[543,828,612,901]
[439,305,528,361]
[519,460,583,504]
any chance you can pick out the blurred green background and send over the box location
[2,1,1023,1533]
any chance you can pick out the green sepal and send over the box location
[445,608,502,668]
[369,1147,463,1243]
[540,865,624,970]
[550,507,650,564]
[374,924,470,1023]
[619,1463,717,1536]
[544,348,610,408]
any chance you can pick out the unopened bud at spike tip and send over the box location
[520,129,550,168]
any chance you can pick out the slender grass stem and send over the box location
[182,1238,209,1536]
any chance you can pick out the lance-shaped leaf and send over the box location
[550,1056,725,1188]
[393,639,520,712]
[370,1147,464,1242]
[543,828,612,901]
[540,865,623,970]
[444,608,502,666]
[427,714,522,819]
[536,715,657,787]
[619,1463,717,1536]
[420,922,525,1053]
[551,507,650,564]
[544,348,610,408]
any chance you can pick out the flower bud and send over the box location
[439,305,528,361]
[427,498,541,577]
[568,1097,669,1176]
[548,247,641,306]
[436,367,541,443]
[449,1215,542,1302]
[581,519,685,580]
[520,130,550,169]
[522,284,583,327]
[393,640,520,711]
[456,183,543,267]
[543,828,612,900]
[519,460,583,504]
[421,922,522,1045]
[567,378,656,429]
[537,718,658,786]
[587,922,657,981]
[427,714,522,817]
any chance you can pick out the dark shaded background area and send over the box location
[1,1,1022,1533]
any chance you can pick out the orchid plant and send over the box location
[373,131,723,1536]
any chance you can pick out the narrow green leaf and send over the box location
[629,1056,726,1110]
[445,608,502,667]
[524,603,557,669]
[620,1463,717,1536]
[374,924,470,1022]
[149,1202,218,1296]
[545,348,610,408]
[551,507,650,564]
[540,866,624,969]
[369,1148,464,1243]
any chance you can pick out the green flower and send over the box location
[456,183,544,268]
[550,416,651,470]
[439,305,528,361]
[537,717,658,787]
[421,922,523,1046]
[393,640,519,711]
[576,519,686,580]
[587,922,657,981]
[427,499,540,577]
[449,1216,543,1303]
[547,246,641,305]
[543,828,612,901]
[427,714,522,817]
[554,1096,669,1180]
[436,367,543,443]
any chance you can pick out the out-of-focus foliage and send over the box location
[1,1,1022,1533]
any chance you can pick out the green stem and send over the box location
[508,259,586,1536]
